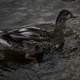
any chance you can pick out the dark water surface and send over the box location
[0,0,80,80]
[0,0,79,29]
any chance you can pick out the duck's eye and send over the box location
[65,12,69,15]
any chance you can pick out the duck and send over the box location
[0,9,76,63]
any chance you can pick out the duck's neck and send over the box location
[51,19,66,39]
[55,18,66,31]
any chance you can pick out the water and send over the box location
[0,0,79,29]
[0,0,80,80]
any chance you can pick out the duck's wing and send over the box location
[2,27,50,42]
[23,23,55,36]
[25,26,50,37]
[19,27,50,41]
[2,22,55,42]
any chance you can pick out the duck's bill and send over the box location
[71,15,77,18]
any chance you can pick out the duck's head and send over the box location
[56,9,76,25]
